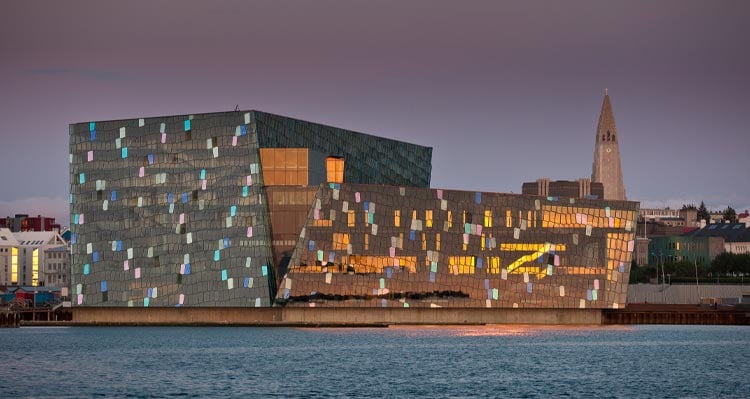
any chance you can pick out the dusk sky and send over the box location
[1,1,748,226]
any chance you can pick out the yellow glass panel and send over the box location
[488,256,501,274]
[333,233,350,250]
[394,210,401,227]
[313,219,333,227]
[349,255,417,273]
[484,210,492,227]
[326,157,344,183]
[436,233,441,251]
[449,256,475,274]
[11,247,18,284]
[447,211,453,228]
[32,248,39,286]
[347,211,355,227]
[505,210,512,227]
[425,210,433,227]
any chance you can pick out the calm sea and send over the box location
[1,325,748,398]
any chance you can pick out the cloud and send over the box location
[29,67,130,81]
[0,197,69,227]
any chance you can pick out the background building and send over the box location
[0,228,20,286]
[43,245,70,288]
[521,178,604,199]
[591,90,626,200]
[13,231,68,287]
[0,214,61,232]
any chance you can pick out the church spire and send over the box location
[591,90,626,200]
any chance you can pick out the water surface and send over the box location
[1,325,748,398]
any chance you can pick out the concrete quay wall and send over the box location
[71,307,602,326]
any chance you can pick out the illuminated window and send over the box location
[488,257,501,274]
[333,233,350,251]
[260,148,309,186]
[394,210,401,227]
[32,248,39,286]
[11,247,18,284]
[484,210,492,227]
[449,256,475,274]
[447,211,453,228]
[326,156,344,183]
[436,233,441,251]
[347,211,355,227]
[505,210,512,228]
[421,233,427,250]
[425,210,433,228]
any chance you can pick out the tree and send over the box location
[722,206,738,223]
[681,204,697,210]
[710,252,750,275]
[697,201,710,223]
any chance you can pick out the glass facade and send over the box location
[70,112,276,306]
[276,184,638,309]
[70,109,637,309]
[69,111,433,307]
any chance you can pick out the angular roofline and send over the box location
[71,109,432,151]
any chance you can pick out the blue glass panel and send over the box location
[184,119,191,131]
[101,280,107,292]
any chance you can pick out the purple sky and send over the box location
[2,0,748,226]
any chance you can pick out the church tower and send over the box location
[591,89,626,200]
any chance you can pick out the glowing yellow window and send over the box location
[347,210,355,227]
[449,256,475,274]
[32,248,39,286]
[11,247,18,284]
[447,211,453,228]
[394,210,401,227]
[326,156,344,183]
[505,210,512,227]
[488,257,501,274]
[484,210,492,227]
[425,210,433,228]
[333,233,350,251]
[436,233,441,251]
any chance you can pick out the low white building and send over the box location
[13,231,67,287]
[43,245,70,288]
[0,228,20,285]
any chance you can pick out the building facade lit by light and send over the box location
[69,110,638,309]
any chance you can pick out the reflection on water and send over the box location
[1,325,748,398]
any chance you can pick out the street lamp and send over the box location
[650,251,663,285]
